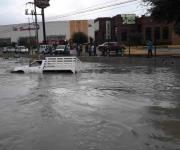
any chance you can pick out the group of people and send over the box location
[75,40,154,57]
[76,43,97,56]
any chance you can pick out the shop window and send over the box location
[121,31,127,41]
[145,27,152,41]
[114,27,118,41]
[154,27,161,40]
[115,27,118,36]
[163,27,169,40]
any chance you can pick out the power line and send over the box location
[65,3,144,20]
[48,0,129,20]
[55,1,140,20]
[47,0,138,20]
[47,0,139,21]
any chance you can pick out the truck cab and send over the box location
[12,60,44,73]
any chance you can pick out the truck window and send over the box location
[30,61,42,67]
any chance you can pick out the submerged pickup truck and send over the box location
[12,60,43,73]
[11,57,82,74]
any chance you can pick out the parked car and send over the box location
[3,46,16,53]
[39,45,53,54]
[98,42,126,56]
[54,45,70,55]
[16,46,28,53]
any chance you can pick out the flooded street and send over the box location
[0,58,180,150]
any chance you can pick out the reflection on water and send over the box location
[0,59,180,150]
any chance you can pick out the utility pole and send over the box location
[34,0,39,51]
[34,0,50,44]
[28,17,32,54]
[25,1,39,53]
[41,8,47,44]
[25,0,50,51]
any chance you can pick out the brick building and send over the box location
[94,15,180,45]
[94,17,111,44]
[111,15,140,44]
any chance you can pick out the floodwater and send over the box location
[0,58,180,150]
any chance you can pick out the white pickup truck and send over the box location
[11,57,82,74]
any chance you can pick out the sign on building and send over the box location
[35,0,50,9]
[106,21,111,40]
[122,14,136,24]
[13,23,40,31]
[94,21,99,32]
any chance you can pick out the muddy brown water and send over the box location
[0,58,180,150]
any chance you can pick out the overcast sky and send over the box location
[0,0,147,25]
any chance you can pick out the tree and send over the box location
[71,32,88,44]
[0,38,11,47]
[143,0,180,34]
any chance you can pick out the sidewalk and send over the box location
[125,46,180,57]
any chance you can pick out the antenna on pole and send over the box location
[25,1,39,53]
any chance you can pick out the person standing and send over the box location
[76,43,80,56]
[85,44,88,56]
[79,44,83,56]
[91,45,94,56]
[147,40,153,57]
[88,45,92,56]
[93,42,97,56]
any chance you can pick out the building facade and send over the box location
[0,20,94,46]
[94,17,112,44]
[95,15,180,45]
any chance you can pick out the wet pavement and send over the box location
[0,58,180,150]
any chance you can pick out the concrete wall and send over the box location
[70,20,88,38]
[69,20,95,39]
[88,20,95,39]
[39,21,70,41]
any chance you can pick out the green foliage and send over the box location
[0,38,11,47]
[143,0,180,34]
[71,32,88,44]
